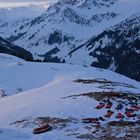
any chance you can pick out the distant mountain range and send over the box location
[0,0,140,81]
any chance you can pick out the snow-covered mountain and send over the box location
[0,0,140,81]
[1,0,139,58]
[0,5,46,38]
[68,14,140,81]
[1,1,140,139]
[0,53,140,139]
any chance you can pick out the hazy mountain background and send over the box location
[0,0,57,7]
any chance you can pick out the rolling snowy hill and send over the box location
[0,53,140,139]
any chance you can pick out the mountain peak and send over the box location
[59,0,118,7]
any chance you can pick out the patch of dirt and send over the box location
[35,117,74,130]
[73,78,137,89]
[10,116,140,139]
[108,120,140,127]
[10,118,34,128]
[63,91,140,104]
[10,117,79,130]
[76,122,140,140]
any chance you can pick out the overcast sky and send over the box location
[0,0,57,8]
[0,0,51,1]
[0,0,57,2]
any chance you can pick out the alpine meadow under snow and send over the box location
[0,53,140,139]
[0,0,140,139]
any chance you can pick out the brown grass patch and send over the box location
[74,78,136,89]
[63,91,140,104]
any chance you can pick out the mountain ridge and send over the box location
[0,0,140,80]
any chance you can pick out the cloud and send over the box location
[0,0,57,8]
[0,0,40,1]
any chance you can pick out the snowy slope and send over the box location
[0,53,140,139]
[1,53,140,96]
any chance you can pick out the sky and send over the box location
[0,0,57,8]
[0,0,56,1]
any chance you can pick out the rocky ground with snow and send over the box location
[0,53,140,139]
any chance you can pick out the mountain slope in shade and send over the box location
[67,13,140,81]
[0,37,33,61]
